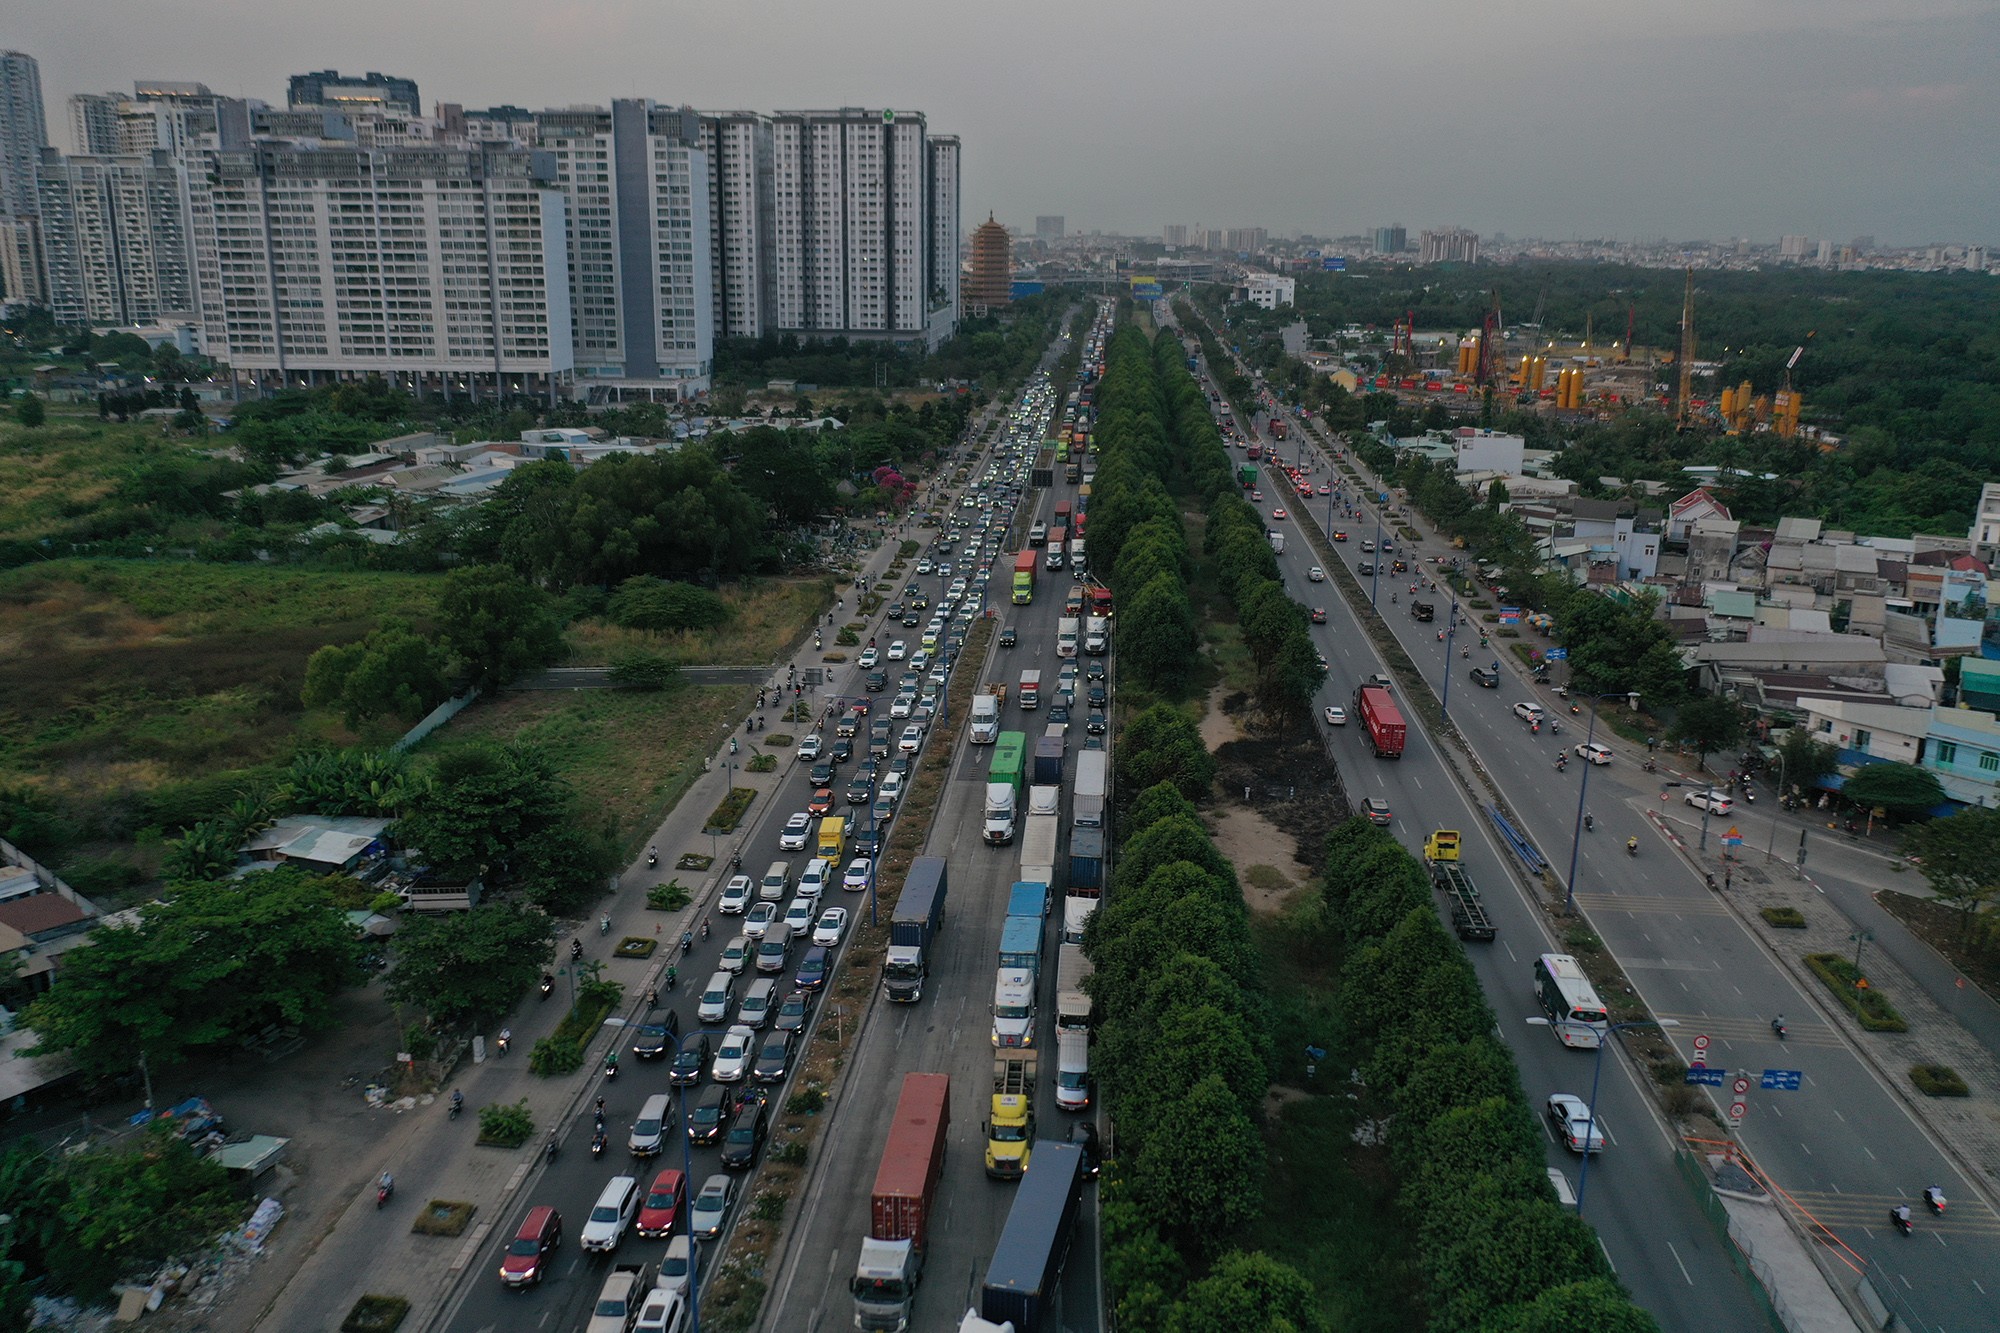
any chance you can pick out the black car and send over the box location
[1067,1121,1102,1179]
[889,753,912,777]
[630,1013,680,1059]
[1087,683,1108,708]
[999,626,1018,647]
[752,1030,796,1084]
[773,988,813,1034]
[667,1033,710,1086]
[845,775,874,806]
[864,672,887,693]
[1084,660,1106,682]
[851,828,883,860]
[1470,666,1499,688]
[687,1083,732,1145]
[886,602,905,618]
[831,738,853,764]
[902,611,922,627]
[719,1099,768,1170]
[1085,708,1108,735]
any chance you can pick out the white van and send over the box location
[698,971,736,1024]
[628,1093,671,1156]
[760,860,791,902]
[1055,1029,1092,1111]
[798,858,833,899]
[580,1175,639,1252]
[737,977,778,1029]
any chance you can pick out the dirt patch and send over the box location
[1199,681,1246,749]
[1211,729,1349,879]
[1876,889,2000,999]
[1212,809,1315,915]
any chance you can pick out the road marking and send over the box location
[1665,1241,1695,1284]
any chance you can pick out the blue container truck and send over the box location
[997,915,1044,980]
[980,1141,1084,1332]
[1031,736,1065,786]
[1007,881,1050,921]
[885,857,948,1003]
[1066,828,1104,894]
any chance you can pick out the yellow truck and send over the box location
[1422,829,1461,862]
[818,816,846,862]
[984,1055,1037,1179]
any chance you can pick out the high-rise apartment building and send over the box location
[36,148,194,326]
[699,111,774,340]
[1778,234,1811,261]
[1,51,49,219]
[287,70,420,116]
[69,83,223,158]
[1163,224,1189,248]
[1373,225,1406,255]
[530,100,712,399]
[1035,215,1064,242]
[965,213,1012,312]
[1,215,45,305]
[1418,227,1479,264]
[192,141,571,395]
[769,108,957,347]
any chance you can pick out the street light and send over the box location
[1525,1016,1677,1218]
[1563,692,1641,915]
[1440,587,1462,722]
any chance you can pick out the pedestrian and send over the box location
[1245,785,1251,802]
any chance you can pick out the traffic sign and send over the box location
[1545,648,1568,660]
[1730,1101,1747,1121]
[1760,1069,1803,1091]
[1684,1067,1726,1087]
[1732,1076,1751,1096]
[1692,1034,1711,1055]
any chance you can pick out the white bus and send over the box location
[1534,953,1608,1049]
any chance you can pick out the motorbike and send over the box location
[591,1132,608,1159]
[496,1031,511,1056]
[570,938,583,961]
[449,1093,464,1120]
[604,1054,620,1081]
[1625,839,1639,857]
[599,914,611,935]
[646,847,658,868]
[545,1133,559,1165]
[1771,1016,1787,1040]
[539,973,554,999]
[1550,720,1562,735]
[376,1176,394,1208]
[1924,1187,1947,1217]
[664,965,677,992]
[1642,759,1657,773]
[730,851,742,871]
[1554,757,1567,772]
[1583,814,1594,832]
[1889,1207,1913,1236]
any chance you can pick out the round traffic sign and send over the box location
[1693,1035,1710,1053]
[1732,1076,1751,1095]
[1730,1101,1747,1120]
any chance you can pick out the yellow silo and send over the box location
[1773,389,1801,437]
[1458,337,1479,376]
[1720,386,1737,422]
[1531,356,1547,391]
[1516,355,1533,387]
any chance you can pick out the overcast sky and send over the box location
[14,0,1997,246]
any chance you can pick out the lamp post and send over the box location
[1526,1017,1677,1218]
[1563,692,1641,915]
[1764,748,1791,865]
[1440,588,1462,722]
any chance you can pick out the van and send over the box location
[798,857,832,899]
[698,971,736,1024]
[756,924,792,974]
[737,977,778,1029]
[816,816,845,862]
[497,1205,562,1287]
[1055,1029,1092,1111]
[634,1290,690,1333]
[628,1093,671,1156]
[759,861,791,902]
[579,1175,640,1252]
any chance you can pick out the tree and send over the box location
[396,741,560,879]
[1482,1278,1662,1333]
[1904,808,2000,942]
[607,651,681,691]
[437,564,564,691]
[385,904,555,1024]
[1774,727,1840,795]
[1167,1251,1329,1333]
[14,393,44,427]
[1843,762,1947,821]
[301,618,450,728]
[607,576,731,633]
[1126,781,1197,837]
[1125,1074,1265,1258]
[1121,572,1199,695]
[1667,694,1746,772]
[1117,702,1217,800]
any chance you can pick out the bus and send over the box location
[1533,954,1608,1048]
[990,733,1027,797]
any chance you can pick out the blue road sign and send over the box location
[1684,1067,1728,1086]
[1760,1069,1803,1091]
[1545,648,1568,660]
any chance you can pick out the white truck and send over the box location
[983,783,1017,846]
[991,967,1037,1048]
[1055,617,1079,659]
[1268,530,1285,554]
[1069,538,1086,574]
[1072,749,1108,830]
[1028,784,1060,818]
[1062,893,1096,945]
[1083,616,1109,655]
[968,684,1005,745]
[1018,811,1059,893]
[1055,941,1093,1033]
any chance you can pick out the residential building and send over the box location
[287,69,420,117]
[1968,482,2000,554]
[193,140,573,397]
[965,213,1011,311]
[926,134,960,328]
[1418,227,1479,264]
[1923,707,2000,809]
[1373,225,1406,256]
[0,213,44,304]
[1450,427,1525,476]
[71,82,224,157]
[0,50,48,219]
[1035,215,1064,242]
[1163,223,1189,248]
[1242,273,1295,309]
[35,148,195,326]
[1222,226,1267,254]
[699,111,774,340]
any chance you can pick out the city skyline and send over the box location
[7,0,1998,247]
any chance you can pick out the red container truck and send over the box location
[1355,685,1406,759]
[852,1072,951,1330]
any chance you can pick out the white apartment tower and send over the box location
[0,51,48,219]
[193,142,573,396]
[532,100,713,400]
[927,135,961,330]
[699,112,773,340]
[35,148,194,326]
[769,108,956,348]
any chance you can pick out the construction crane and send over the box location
[1475,290,1502,388]
[1620,304,1635,363]
[1674,267,1696,426]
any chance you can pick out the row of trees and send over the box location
[1319,816,1662,1331]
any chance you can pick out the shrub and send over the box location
[746,754,776,772]
[1760,906,1807,929]
[529,1036,583,1076]
[341,1295,410,1333]
[1804,952,1909,1031]
[614,936,657,959]
[752,1189,789,1222]
[410,1200,477,1237]
[607,576,731,632]
[704,787,755,833]
[771,1141,807,1166]
[476,1098,534,1147]
[1910,1064,1969,1097]
[648,883,693,911]
[785,1084,826,1115]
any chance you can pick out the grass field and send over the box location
[0,414,185,543]
[565,576,831,667]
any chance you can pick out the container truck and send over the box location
[1068,538,1086,574]
[1061,893,1096,946]
[1031,736,1064,785]
[1088,585,1113,618]
[1044,528,1067,570]
[1054,942,1092,1032]
[1424,829,1496,941]
[1237,463,1257,490]
[998,915,1045,979]
[979,1142,1084,1332]
[1011,551,1036,605]
[1066,827,1104,895]
[991,968,1037,1048]
[1082,616,1108,655]
[1052,500,1072,531]
[1018,812,1059,892]
[885,857,948,1003]
[990,731,1026,795]
[1027,784,1060,819]
[1007,880,1050,920]
[1017,670,1041,710]
[983,783,1018,846]
[1072,750,1107,829]
[1354,685,1407,759]
[1269,416,1288,441]
[1031,452,1055,489]
[1055,617,1079,659]
[851,1073,951,1331]
[969,685,1006,744]
[984,1055,1037,1179]
[958,1314,1015,1333]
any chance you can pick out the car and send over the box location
[1250,489,1264,501]
[1357,560,1375,575]
[580,1175,640,1252]
[717,875,752,914]
[1087,682,1107,708]
[1085,708,1108,735]
[878,770,905,803]
[806,788,834,815]
[844,774,874,806]
[901,610,921,627]
[813,906,849,946]
[794,945,832,992]
[1084,659,1107,682]
[631,1019,676,1059]
[1361,796,1392,826]
[690,1174,735,1241]
[1575,742,1614,766]
[782,897,814,935]
[1067,1121,1103,1180]
[1308,565,1325,582]
[711,1025,756,1082]
[1273,507,1288,520]
[667,1033,710,1086]
[719,1097,769,1170]
[633,1290,690,1333]
[796,734,822,762]
[864,671,887,693]
[777,812,812,852]
[851,826,882,860]
[808,760,835,787]
[1332,529,1348,542]
[857,646,879,668]
[1320,483,1332,495]
[743,902,778,940]
[843,858,872,891]
[909,650,930,672]
[899,723,925,754]
[1470,666,1499,687]
[716,933,752,975]
[830,738,853,765]
[916,558,933,574]
[635,1169,687,1239]
[871,794,896,826]
[887,640,908,660]
[890,693,915,719]
[686,1084,732,1145]
[1049,700,1071,724]
[1513,701,1545,724]
[655,1235,694,1301]
[1546,1093,1606,1154]
[752,1029,797,1083]
[1323,705,1348,726]
[999,625,1017,647]
[1685,789,1734,815]
[497,1205,563,1287]
[1360,539,1376,553]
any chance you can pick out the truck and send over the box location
[1007,880,1050,920]
[1054,942,1092,1032]
[1066,826,1104,896]
[1072,750,1107,829]
[984,783,1018,846]
[1088,585,1113,618]
[1064,459,1082,485]
[818,815,846,862]
[1018,812,1059,893]
[1082,616,1108,655]
[587,1263,655,1333]
[1031,736,1064,785]
[1068,538,1086,574]
[885,857,948,1003]
[1410,600,1435,623]
[979,1142,1084,1332]
[1423,829,1496,942]
[852,1073,951,1331]
[1027,784,1060,819]
[1269,415,1288,441]
[985,1055,1038,1179]
[991,731,1026,796]
[1011,551,1036,605]
[1238,463,1258,490]
[958,1314,1015,1333]
[1355,685,1407,759]
[1055,617,1079,659]
[991,967,1037,1047]
[1267,529,1285,555]
[1031,452,1055,489]
[1052,500,1072,531]
[1044,527,1067,570]
[1061,892,1096,946]
[1017,669,1041,710]
[998,915,1045,979]
[1054,1029,1091,1113]
[969,685,1006,744]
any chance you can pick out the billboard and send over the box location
[1129,276,1163,300]
[1323,256,1347,271]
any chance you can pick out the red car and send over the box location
[1333,530,1348,542]
[636,1169,686,1239]
[1311,607,1328,624]
[1319,484,1332,495]
[1272,507,1288,520]
[807,788,834,815]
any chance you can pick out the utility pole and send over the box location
[1675,267,1696,425]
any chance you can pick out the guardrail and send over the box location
[1484,802,1547,875]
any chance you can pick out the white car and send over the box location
[890,694,916,720]
[916,558,933,574]
[1323,705,1348,726]
[879,771,905,803]
[718,934,751,975]
[1308,566,1326,582]
[1546,1093,1606,1154]
[717,875,752,914]
[909,650,931,672]
[797,859,831,898]
[656,1234,693,1300]
[813,906,849,947]
[887,640,908,660]
[1574,741,1613,766]
[777,812,812,852]
[782,897,814,935]
[1513,701,1545,723]
[843,858,872,891]
[690,1173,734,1241]
[580,1175,640,1252]
[743,901,778,940]
[796,734,823,761]
[857,647,879,668]
[1685,789,1734,815]
[899,723,925,754]
[711,1025,755,1082]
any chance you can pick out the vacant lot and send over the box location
[0,416,179,543]
[565,575,830,667]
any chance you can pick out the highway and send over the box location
[1230,354,2000,1331]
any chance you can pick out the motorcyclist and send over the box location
[1925,1185,1946,1212]
[497,1026,511,1053]
[570,937,582,961]
[1626,837,1639,855]
[450,1089,464,1116]
[1892,1203,1912,1227]
[379,1171,394,1194]
[681,930,695,956]
[1583,813,1594,832]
